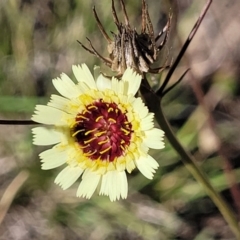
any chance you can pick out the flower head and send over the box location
[32,64,164,201]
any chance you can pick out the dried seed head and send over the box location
[79,0,171,76]
[108,26,156,74]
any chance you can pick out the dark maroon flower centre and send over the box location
[72,100,132,162]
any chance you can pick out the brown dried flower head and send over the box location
[79,0,171,75]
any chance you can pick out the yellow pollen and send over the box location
[79,144,89,149]
[72,129,85,137]
[96,116,103,122]
[88,105,98,110]
[85,150,97,156]
[100,146,112,155]
[108,107,113,112]
[94,131,107,137]
[83,109,91,114]
[109,118,116,123]
[72,120,81,126]
[84,137,96,144]
[120,145,125,151]
[98,139,109,145]
[121,127,130,135]
[77,116,89,120]
[120,140,125,144]
[85,129,97,135]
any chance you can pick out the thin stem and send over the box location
[0,120,38,125]
[157,0,212,96]
[161,68,190,97]
[140,78,240,239]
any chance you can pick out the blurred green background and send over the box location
[0,0,240,239]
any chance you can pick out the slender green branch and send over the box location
[140,80,240,239]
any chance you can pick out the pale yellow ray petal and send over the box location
[72,64,97,89]
[111,77,119,93]
[135,156,157,179]
[144,128,165,149]
[109,171,118,201]
[55,166,83,190]
[119,171,128,199]
[40,147,67,170]
[77,170,100,199]
[99,173,109,196]
[146,154,159,169]
[122,68,141,95]
[77,81,91,93]
[32,127,63,146]
[140,113,154,131]
[126,157,136,173]
[96,74,111,91]
[118,80,124,95]
[132,98,148,119]
[99,171,128,202]
[47,94,70,111]
[32,105,64,125]
[52,74,80,99]
[105,170,128,201]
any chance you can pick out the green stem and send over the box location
[141,83,240,239]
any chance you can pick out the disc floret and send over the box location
[72,99,133,162]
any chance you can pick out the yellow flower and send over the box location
[32,64,164,201]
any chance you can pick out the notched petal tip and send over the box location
[122,68,142,95]
[72,64,97,90]
[135,156,159,180]
[143,128,165,149]
[76,170,100,199]
[54,166,83,190]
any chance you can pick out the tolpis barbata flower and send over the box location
[32,64,164,201]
